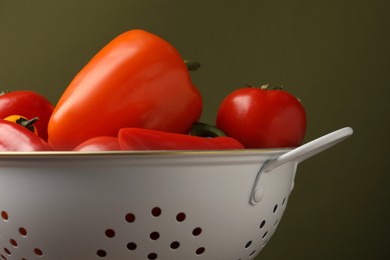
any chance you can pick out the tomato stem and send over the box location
[260,84,269,90]
[16,117,39,133]
[258,84,283,90]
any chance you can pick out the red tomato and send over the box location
[48,30,202,150]
[4,115,39,135]
[216,85,306,148]
[0,91,54,141]
[0,119,52,151]
[73,136,121,151]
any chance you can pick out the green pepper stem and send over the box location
[190,122,226,137]
[184,60,201,71]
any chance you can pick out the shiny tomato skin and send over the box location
[0,91,54,141]
[48,30,202,150]
[0,119,52,151]
[216,87,306,148]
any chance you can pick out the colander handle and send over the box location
[250,127,353,205]
[262,127,353,173]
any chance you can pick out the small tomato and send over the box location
[4,115,39,135]
[0,119,52,151]
[216,85,306,148]
[0,91,54,141]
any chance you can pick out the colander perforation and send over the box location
[236,196,288,260]
[0,128,353,259]
[95,206,206,259]
[0,210,44,260]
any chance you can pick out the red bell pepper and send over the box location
[48,30,202,150]
[0,119,52,151]
[118,128,244,150]
[73,136,121,151]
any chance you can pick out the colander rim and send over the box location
[0,148,292,158]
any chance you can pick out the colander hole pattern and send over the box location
[0,199,287,260]
[236,196,287,260]
[90,196,286,260]
[0,183,286,259]
[0,211,44,260]
[95,206,206,259]
[0,127,353,260]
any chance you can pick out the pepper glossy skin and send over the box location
[0,120,52,151]
[48,30,202,150]
[118,128,244,150]
[73,136,121,151]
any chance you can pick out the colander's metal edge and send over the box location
[0,148,292,158]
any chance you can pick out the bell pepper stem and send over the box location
[184,60,201,71]
[190,122,226,137]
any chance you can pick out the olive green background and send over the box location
[1,0,389,259]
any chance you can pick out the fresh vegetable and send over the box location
[184,60,201,71]
[190,122,226,137]
[0,119,52,151]
[118,128,244,150]
[0,91,54,141]
[216,85,306,148]
[4,115,39,135]
[48,29,202,150]
[73,136,121,151]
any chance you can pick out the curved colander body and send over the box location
[0,127,353,259]
[0,150,297,260]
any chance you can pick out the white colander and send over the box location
[0,127,352,260]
